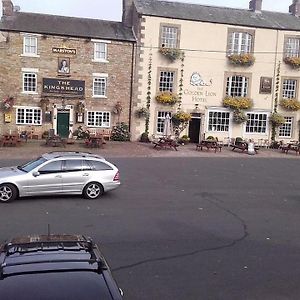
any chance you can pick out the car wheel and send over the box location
[0,184,18,202]
[83,182,104,199]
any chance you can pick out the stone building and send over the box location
[0,0,135,139]
[124,0,300,144]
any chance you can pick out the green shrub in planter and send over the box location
[178,135,190,145]
[111,122,130,141]
[140,132,150,143]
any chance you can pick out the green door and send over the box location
[57,111,70,138]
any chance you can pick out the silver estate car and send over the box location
[0,152,120,202]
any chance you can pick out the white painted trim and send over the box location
[22,68,39,73]
[21,33,41,37]
[92,59,109,63]
[93,73,108,77]
[91,39,111,43]
[20,54,40,58]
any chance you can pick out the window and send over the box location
[23,35,38,55]
[38,161,62,174]
[93,77,107,97]
[159,71,175,92]
[16,107,42,125]
[64,160,83,172]
[89,161,113,171]
[87,111,110,127]
[279,117,293,138]
[94,42,107,61]
[208,111,230,132]
[157,111,172,134]
[228,31,252,54]
[226,75,249,97]
[284,37,300,58]
[246,113,267,133]
[160,25,179,48]
[282,79,297,99]
[23,73,37,93]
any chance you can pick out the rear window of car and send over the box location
[0,271,113,300]
[89,160,113,171]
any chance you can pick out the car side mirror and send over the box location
[32,171,40,177]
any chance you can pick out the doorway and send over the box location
[188,117,201,143]
[57,110,70,138]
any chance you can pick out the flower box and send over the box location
[279,98,300,111]
[283,57,300,69]
[156,92,178,105]
[223,96,253,110]
[227,53,255,66]
[159,47,182,62]
[135,107,149,118]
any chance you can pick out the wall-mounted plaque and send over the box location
[260,77,272,94]
[42,78,85,96]
[52,47,76,55]
[58,57,70,75]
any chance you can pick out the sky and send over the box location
[0,1,291,21]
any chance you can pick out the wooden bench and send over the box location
[230,142,259,154]
[196,141,222,153]
[153,139,179,151]
[281,143,300,155]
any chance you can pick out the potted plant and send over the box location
[140,132,150,143]
[227,53,255,66]
[156,92,178,105]
[178,135,190,145]
[159,47,183,62]
[279,98,300,111]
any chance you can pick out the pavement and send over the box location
[0,139,297,160]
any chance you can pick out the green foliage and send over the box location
[178,135,190,145]
[227,53,255,66]
[279,98,300,111]
[159,47,183,62]
[140,132,150,143]
[111,122,130,141]
[269,112,285,127]
[73,126,90,139]
[223,96,253,110]
[233,110,248,124]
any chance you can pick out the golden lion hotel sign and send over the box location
[42,78,85,96]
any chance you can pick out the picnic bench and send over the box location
[45,135,66,147]
[153,137,179,151]
[196,140,222,153]
[231,141,259,154]
[281,143,300,155]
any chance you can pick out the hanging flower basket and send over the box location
[159,47,183,62]
[1,96,14,112]
[223,96,253,110]
[156,92,178,105]
[112,101,123,115]
[171,111,191,126]
[283,57,300,69]
[233,110,248,124]
[227,53,255,66]
[135,107,149,119]
[279,98,300,111]
[269,112,285,127]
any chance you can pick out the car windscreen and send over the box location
[18,157,47,173]
[0,271,113,300]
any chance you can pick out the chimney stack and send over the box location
[2,0,14,17]
[249,0,262,12]
[122,0,134,27]
[289,0,300,17]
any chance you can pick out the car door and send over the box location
[62,159,91,193]
[25,160,63,196]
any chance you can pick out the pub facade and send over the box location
[0,0,135,138]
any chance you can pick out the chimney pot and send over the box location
[2,0,14,17]
[289,0,300,17]
[249,0,262,12]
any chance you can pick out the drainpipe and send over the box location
[128,41,136,133]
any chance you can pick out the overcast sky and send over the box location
[0,1,291,21]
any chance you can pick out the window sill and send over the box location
[21,54,40,58]
[92,96,107,99]
[92,59,109,63]
[21,92,38,95]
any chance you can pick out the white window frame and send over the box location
[159,71,175,92]
[245,112,268,134]
[229,32,252,55]
[87,111,110,128]
[22,71,38,94]
[285,37,300,58]
[161,26,178,48]
[93,73,108,98]
[207,109,230,132]
[279,117,293,138]
[282,79,297,99]
[22,34,39,57]
[16,106,42,125]
[156,111,172,134]
[92,39,110,62]
[226,75,249,97]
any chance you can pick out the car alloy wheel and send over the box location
[0,184,17,202]
[83,182,104,199]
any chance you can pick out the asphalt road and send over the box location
[0,157,300,300]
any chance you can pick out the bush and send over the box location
[111,122,130,141]
[73,126,90,139]
[178,135,190,145]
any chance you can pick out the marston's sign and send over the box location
[52,47,77,55]
[43,78,85,96]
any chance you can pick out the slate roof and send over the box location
[135,0,300,31]
[0,12,135,42]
